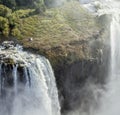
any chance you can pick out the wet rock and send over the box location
[3,58,15,65]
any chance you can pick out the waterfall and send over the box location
[89,8,120,115]
[110,14,120,74]
[95,5,120,115]
[75,0,120,115]
[0,41,60,115]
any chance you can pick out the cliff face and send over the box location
[55,50,110,112]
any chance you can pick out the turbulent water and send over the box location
[79,0,120,115]
[0,41,60,115]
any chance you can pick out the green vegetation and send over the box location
[0,0,46,10]
[0,0,48,37]
[18,2,99,44]
[0,4,31,37]
[0,0,102,67]
[0,0,79,37]
[0,16,9,36]
[0,4,12,17]
[17,1,100,64]
[0,1,98,39]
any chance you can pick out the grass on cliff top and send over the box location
[17,1,99,48]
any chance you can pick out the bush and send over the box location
[0,4,12,17]
[8,14,17,28]
[0,16,9,36]
[11,27,21,37]
[14,9,34,18]
[3,27,9,36]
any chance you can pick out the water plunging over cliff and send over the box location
[81,0,120,115]
[96,6,120,115]
[0,41,60,115]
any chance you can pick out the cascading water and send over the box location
[96,3,120,115]
[80,0,120,115]
[0,41,60,115]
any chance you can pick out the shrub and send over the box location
[0,4,12,17]
[3,27,9,36]
[11,27,21,37]
[0,16,9,36]
[8,14,17,27]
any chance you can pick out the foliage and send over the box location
[0,0,46,14]
[0,4,19,37]
[11,27,21,37]
[13,9,34,18]
[8,14,17,27]
[0,4,12,17]
[0,3,36,37]
[0,16,9,36]
[0,0,69,11]
[0,0,99,39]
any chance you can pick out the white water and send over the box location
[97,8,120,115]
[80,0,120,115]
[0,41,60,115]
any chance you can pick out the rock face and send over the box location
[51,28,110,114]
[55,55,109,113]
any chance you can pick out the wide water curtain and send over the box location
[0,41,60,115]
